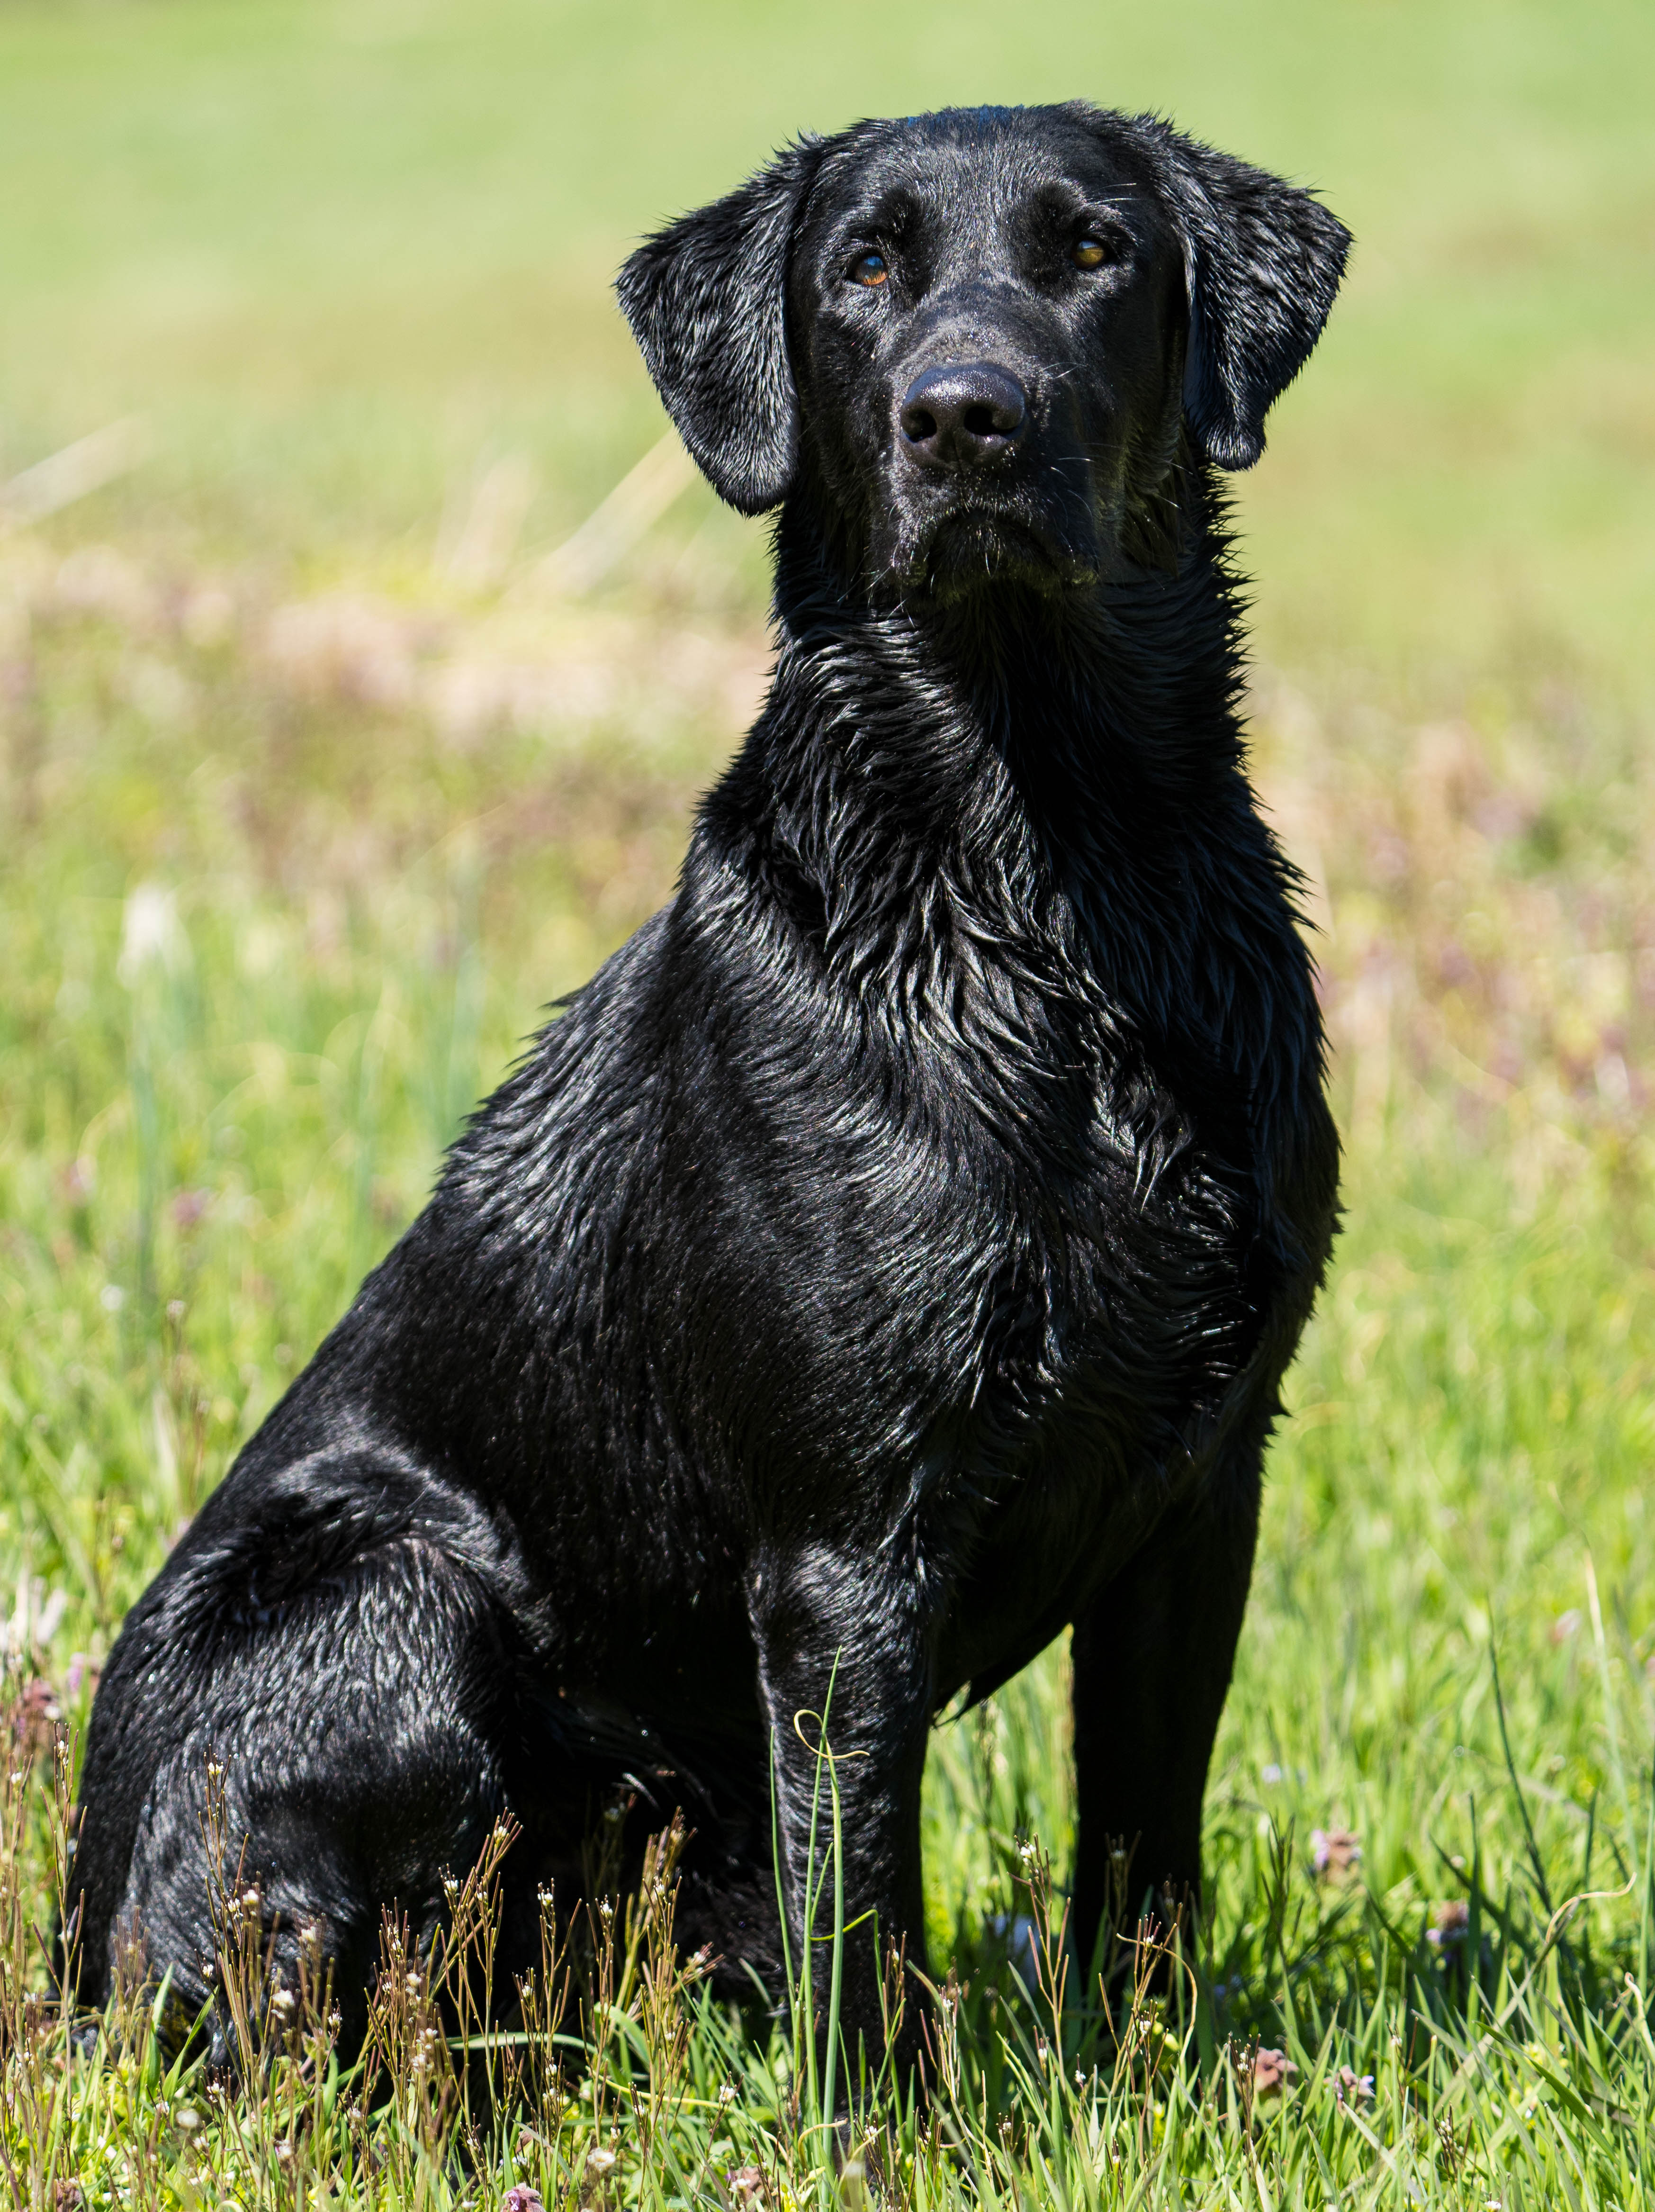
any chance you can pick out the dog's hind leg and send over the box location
[1068,1449,1264,1984]
[73,1526,520,2061]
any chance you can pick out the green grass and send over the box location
[2,0,1654,2200]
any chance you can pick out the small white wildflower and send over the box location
[118,883,189,986]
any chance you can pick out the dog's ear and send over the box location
[617,138,823,515]
[1146,123,1350,471]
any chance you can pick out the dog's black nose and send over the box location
[899,363,1027,469]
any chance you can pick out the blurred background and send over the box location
[1,0,1652,1964]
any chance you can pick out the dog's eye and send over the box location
[1071,236,1113,271]
[849,251,888,288]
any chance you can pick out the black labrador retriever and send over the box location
[70,102,1347,2062]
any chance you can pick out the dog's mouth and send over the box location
[893,504,1100,603]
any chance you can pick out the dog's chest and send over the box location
[779,949,1265,1490]
[857,1079,1258,1691]
[699,745,1321,1548]
[892,1026,1274,1652]
[932,1078,1250,1436]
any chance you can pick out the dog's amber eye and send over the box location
[1071,236,1111,270]
[850,251,888,287]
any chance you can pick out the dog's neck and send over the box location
[694,469,1320,1148]
[765,456,1252,823]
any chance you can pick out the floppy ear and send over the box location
[1147,124,1350,470]
[616,138,824,515]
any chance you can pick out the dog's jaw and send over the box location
[888,506,1102,605]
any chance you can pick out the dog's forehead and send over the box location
[808,107,1159,238]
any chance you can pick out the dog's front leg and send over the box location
[747,1541,931,2078]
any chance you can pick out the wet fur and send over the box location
[70,102,1347,2064]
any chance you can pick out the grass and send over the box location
[2,0,1655,2199]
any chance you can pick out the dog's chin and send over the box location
[892,511,1099,605]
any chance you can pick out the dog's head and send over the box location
[619,105,1349,604]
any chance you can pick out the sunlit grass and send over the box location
[2,0,1654,2195]
[3,506,1653,2198]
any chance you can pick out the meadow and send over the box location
[1,0,1654,2201]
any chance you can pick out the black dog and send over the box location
[70,103,1346,2063]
